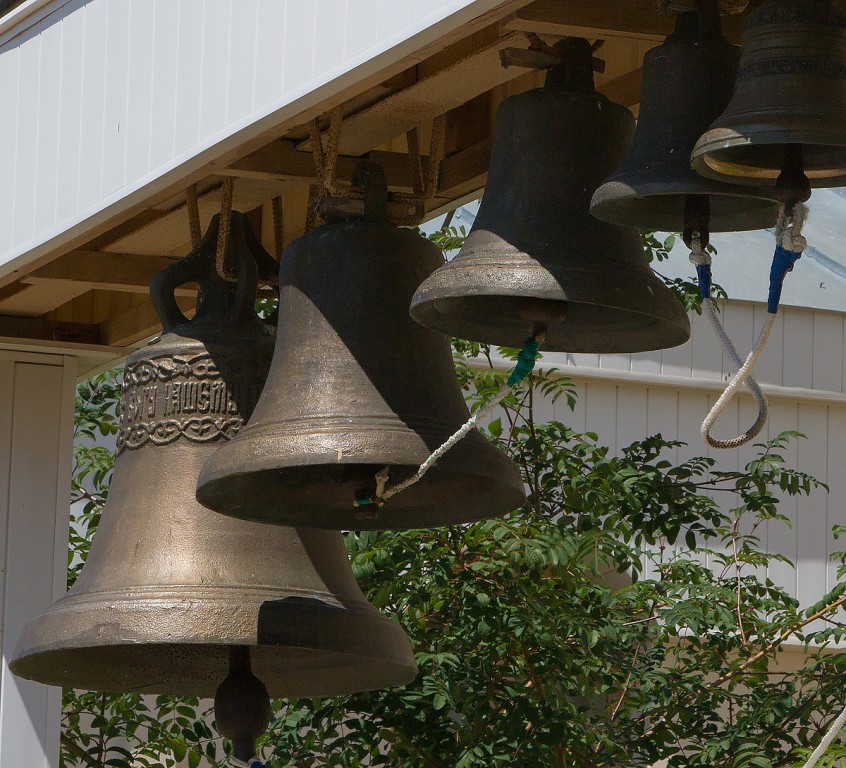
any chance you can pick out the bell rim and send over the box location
[409,231,691,352]
[11,588,417,697]
[692,126,846,187]
[590,177,782,231]
[196,425,527,530]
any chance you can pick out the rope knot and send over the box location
[689,235,713,301]
[775,201,809,253]
[506,334,544,387]
[352,466,390,514]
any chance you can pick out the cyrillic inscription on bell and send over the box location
[10,213,416,703]
[196,162,526,531]
[117,350,258,453]
[409,38,691,353]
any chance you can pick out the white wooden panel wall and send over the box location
[524,301,846,615]
[0,353,75,768]
[559,302,846,394]
[0,0,504,272]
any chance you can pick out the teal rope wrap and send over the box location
[507,337,542,387]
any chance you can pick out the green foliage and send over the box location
[61,228,846,767]
[261,354,841,768]
[426,224,468,254]
[641,231,727,313]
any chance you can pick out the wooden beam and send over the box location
[21,250,194,296]
[598,67,643,108]
[223,140,425,190]
[0,316,101,345]
[300,30,535,157]
[224,59,642,212]
[100,296,196,347]
[505,0,746,43]
[103,178,286,257]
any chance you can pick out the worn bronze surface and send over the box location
[591,9,781,232]
[409,39,691,353]
[10,219,417,696]
[692,0,846,189]
[196,165,526,530]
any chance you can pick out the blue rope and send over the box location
[768,244,802,314]
[695,262,713,300]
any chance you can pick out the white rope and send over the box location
[700,302,772,450]
[378,381,516,503]
[775,201,809,254]
[801,700,846,768]
[690,242,770,449]
[693,202,808,450]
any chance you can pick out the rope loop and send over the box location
[215,177,237,282]
[692,231,771,450]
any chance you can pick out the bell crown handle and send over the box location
[351,161,389,223]
[544,38,597,94]
[150,211,266,334]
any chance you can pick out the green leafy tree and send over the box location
[59,231,846,767]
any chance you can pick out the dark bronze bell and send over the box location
[409,38,691,353]
[691,0,846,195]
[591,6,781,233]
[196,162,526,531]
[10,217,416,698]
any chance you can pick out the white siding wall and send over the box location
[0,0,501,273]
[0,351,75,768]
[515,300,846,613]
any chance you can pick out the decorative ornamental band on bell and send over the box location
[409,38,691,353]
[691,0,846,195]
[196,162,526,531]
[10,212,417,706]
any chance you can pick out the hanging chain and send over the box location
[215,177,237,282]
[307,106,446,227]
[271,196,285,260]
[186,184,202,249]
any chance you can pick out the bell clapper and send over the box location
[775,145,812,207]
[214,646,272,767]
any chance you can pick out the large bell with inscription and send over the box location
[196,162,526,531]
[409,38,691,352]
[591,6,781,233]
[10,218,417,699]
[691,0,846,196]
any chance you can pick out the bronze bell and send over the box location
[591,6,781,234]
[10,216,417,699]
[691,0,846,197]
[409,38,691,353]
[196,162,526,531]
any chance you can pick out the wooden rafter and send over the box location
[22,251,190,296]
[504,0,746,42]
